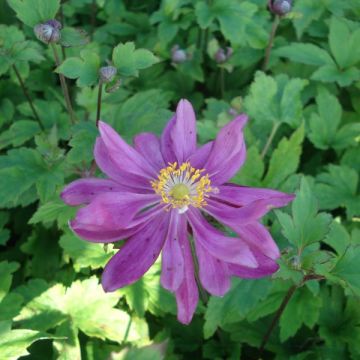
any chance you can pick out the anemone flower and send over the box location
[61,99,294,324]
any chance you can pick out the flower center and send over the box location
[151,162,213,213]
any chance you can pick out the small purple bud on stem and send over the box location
[268,0,292,16]
[34,20,62,44]
[99,66,117,83]
[171,45,187,64]
[214,47,233,64]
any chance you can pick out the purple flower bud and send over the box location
[215,47,233,64]
[34,21,61,44]
[45,19,62,30]
[99,66,117,83]
[228,108,238,116]
[269,0,292,16]
[171,45,187,64]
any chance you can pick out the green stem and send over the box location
[122,317,132,344]
[96,81,103,127]
[51,43,76,124]
[262,15,280,71]
[12,64,43,129]
[261,122,280,159]
[189,236,208,304]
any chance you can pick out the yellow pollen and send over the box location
[151,162,213,211]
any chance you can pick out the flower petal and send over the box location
[203,115,248,185]
[70,204,164,243]
[98,121,157,178]
[160,115,177,164]
[161,211,185,292]
[94,138,152,192]
[102,213,170,291]
[61,178,126,206]
[187,208,257,267]
[133,133,165,171]
[195,240,230,296]
[175,215,199,325]
[228,247,279,279]
[214,184,295,207]
[188,142,213,169]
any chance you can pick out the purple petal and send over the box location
[160,115,177,164]
[61,178,126,206]
[195,240,230,296]
[188,142,213,169]
[203,115,248,185]
[229,247,279,279]
[171,99,197,163]
[70,193,159,241]
[161,212,185,292]
[236,222,280,260]
[102,213,170,291]
[133,133,165,171]
[214,184,295,207]
[70,204,165,243]
[98,121,157,178]
[187,209,258,267]
[94,138,153,192]
[175,216,199,325]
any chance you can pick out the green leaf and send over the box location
[59,232,114,271]
[56,50,100,87]
[60,27,89,48]
[53,320,81,360]
[112,42,159,77]
[204,279,272,338]
[275,43,334,66]
[315,165,359,219]
[329,17,351,69]
[311,64,360,87]
[0,120,41,150]
[0,321,55,360]
[0,261,19,302]
[279,287,322,342]
[263,125,304,188]
[7,0,60,27]
[276,177,332,249]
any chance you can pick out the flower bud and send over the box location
[34,20,61,44]
[269,0,292,16]
[214,47,233,64]
[99,66,117,83]
[171,45,187,64]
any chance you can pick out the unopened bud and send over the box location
[99,66,117,83]
[269,0,292,16]
[214,47,233,64]
[171,45,187,64]
[34,20,61,44]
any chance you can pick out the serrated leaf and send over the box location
[329,17,351,69]
[7,0,60,27]
[60,27,89,48]
[276,177,332,249]
[315,165,359,219]
[112,42,159,77]
[263,125,304,188]
[56,50,100,87]
[0,261,20,302]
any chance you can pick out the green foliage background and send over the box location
[0,0,359,359]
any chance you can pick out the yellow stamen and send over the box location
[151,162,213,210]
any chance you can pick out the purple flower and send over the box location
[268,0,293,16]
[61,100,294,324]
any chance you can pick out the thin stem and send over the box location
[51,43,76,124]
[122,317,132,344]
[258,284,297,355]
[12,64,43,129]
[261,122,280,159]
[189,236,208,304]
[262,15,280,71]
[220,67,225,98]
[96,81,103,127]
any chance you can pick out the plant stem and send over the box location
[12,64,43,129]
[96,81,103,127]
[189,236,208,304]
[51,43,76,124]
[258,284,297,355]
[261,122,280,159]
[262,15,280,71]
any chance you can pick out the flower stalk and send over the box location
[51,43,76,124]
[261,122,281,159]
[12,64,43,130]
[96,81,103,127]
[262,15,280,71]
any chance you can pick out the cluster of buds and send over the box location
[268,0,293,16]
[34,19,62,44]
[99,66,117,83]
[171,45,190,64]
[214,47,233,64]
